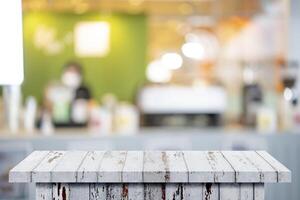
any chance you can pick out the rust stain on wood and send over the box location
[62,186,67,200]
[204,183,212,200]
[122,184,128,200]
[161,184,166,200]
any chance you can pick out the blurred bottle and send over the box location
[88,101,112,135]
[256,106,277,133]
[49,85,73,124]
[114,102,139,135]
[23,96,37,134]
[242,65,263,127]
[292,99,300,131]
[71,86,91,125]
[280,61,299,131]
[40,110,54,136]
[3,86,22,134]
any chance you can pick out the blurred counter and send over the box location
[0,127,299,140]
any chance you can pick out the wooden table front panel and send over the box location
[36,183,264,200]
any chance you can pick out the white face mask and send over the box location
[62,72,82,89]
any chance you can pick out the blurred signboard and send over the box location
[0,0,24,85]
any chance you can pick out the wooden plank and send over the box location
[53,183,70,200]
[51,151,88,182]
[206,151,235,182]
[256,151,291,182]
[9,151,49,182]
[240,184,254,200]
[144,184,164,200]
[203,183,219,200]
[122,151,143,183]
[184,151,235,182]
[224,151,277,183]
[106,184,123,200]
[254,184,264,200]
[32,151,66,182]
[241,151,277,182]
[165,184,185,200]
[222,151,262,182]
[184,184,203,200]
[36,183,52,200]
[127,184,144,200]
[166,151,188,182]
[69,184,90,200]
[77,151,105,182]
[98,151,127,182]
[219,184,239,200]
[10,150,291,184]
[90,184,107,200]
[143,152,167,182]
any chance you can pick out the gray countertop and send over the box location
[0,127,298,140]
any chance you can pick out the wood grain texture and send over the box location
[184,184,202,200]
[256,151,291,182]
[166,151,188,182]
[143,152,167,182]
[98,151,127,182]
[165,184,185,200]
[203,183,219,200]
[105,184,123,200]
[69,184,89,200]
[36,183,52,200]
[90,184,107,200]
[219,184,239,200]
[9,151,49,182]
[122,151,143,183]
[35,183,270,200]
[32,151,65,182]
[239,151,277,182]
[9,151,291,183]
[144,184,164,200]
[52,183,70,200]
[127,184,144,200]
[222,151,277,183]
[184,151,235,183]
[52,151,88,182]
[254,184,264,200]
[240,184,254,200]
[77,151,105,182]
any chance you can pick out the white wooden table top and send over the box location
[9,151,291,183]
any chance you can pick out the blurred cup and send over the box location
[114,103,139,135]
[24,96,37,134]
[256,106,277,133]
[89,104,112,136]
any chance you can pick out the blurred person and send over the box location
[41,61,91,128]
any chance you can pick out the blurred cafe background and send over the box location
[0,0,300,199]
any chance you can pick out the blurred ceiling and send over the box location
[23,0,261,17]
[23,0,265,61]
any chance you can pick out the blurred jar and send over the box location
[293,104,300,131]
[23,96,37,134]
[71,86,91,124]
[3,86,22,134]
[47,84,73,124]
[40,110,54,136]
[114,103,139,135]
[89,102,112,135]
[256,106,277,133]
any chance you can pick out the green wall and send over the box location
[23,12,147,103]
